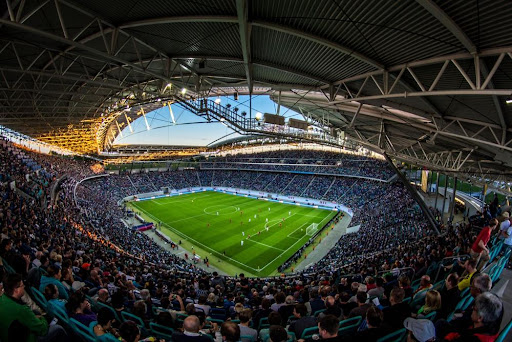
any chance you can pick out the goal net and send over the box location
[306,223,319,236]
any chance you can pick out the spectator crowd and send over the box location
[0,138,508,342]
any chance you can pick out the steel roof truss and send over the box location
[328,48,512,105]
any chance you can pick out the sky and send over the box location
[113,95,303,146]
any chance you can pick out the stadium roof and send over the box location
[1,0,512,180]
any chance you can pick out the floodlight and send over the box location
[255,112,263,121]
[214,97,221,104]
[506,97,512,104]
[181,88,187,94]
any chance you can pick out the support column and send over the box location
[384,153,440,235]
[442,174,449,223]
[434,172,440,216]
[449,177,458,223]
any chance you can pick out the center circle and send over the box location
[204,205,238,215]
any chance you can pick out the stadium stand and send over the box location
[1,139,510,341]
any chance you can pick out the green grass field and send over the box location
[130,191,336,277]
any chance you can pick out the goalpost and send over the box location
[305,223,319,236]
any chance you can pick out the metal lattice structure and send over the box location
[1,0,512,180]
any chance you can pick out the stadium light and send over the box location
[506,97,512,104]
[255,112,263,121]
[214,97,221,104]
[181,88,187,95]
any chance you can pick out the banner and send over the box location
[421,170,429,193]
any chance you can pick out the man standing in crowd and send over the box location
[470,219,498,271]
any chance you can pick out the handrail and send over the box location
[377,267,415,281]
[433,254,471,283]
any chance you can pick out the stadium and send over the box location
[1,1,512,341]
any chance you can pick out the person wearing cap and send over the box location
[501,212,512,265]
[404,318,436,342]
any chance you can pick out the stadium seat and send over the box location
[313,309,326,317]
[300,326,319,340]
[339,316,362,328]
[262,332,295,342]
[432,280,445,292]
[241,335,256,342]
[152,306,166,316]
[258,317,269,330]
[149,322,174,341]
[206,318,225,326]
[96,334,120,342]
[69,318,96,342]
[376,328,407,342]
[210,308,227,321]
[411,279,421,292]
[496,317,512,342]
[2,260,15,274]
[30,286,48,311]
[96,302,120,322]
[423,311,437,321]
[121,311,145,328]
[338,323,359,336]
[47,301,70,330]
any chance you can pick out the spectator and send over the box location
[173,315,211,342]
[441,292,503,341]
[417,290,441,317]
[66,291,98,326]
[348,291,370,318]
[43,284,66,312]
[260,311,282,342]
[93,307,120,339]
[269,325,288,342]
[470,219,499,271]
[39,265,69,300]
[368,277,385,299]
[403,318,436,342]
[278,295,296,326]
[346,306,390,341]
[238,308,257,342]
[438,273,460,319]
[317,314,342,341]
[0,273,67,342]
[457,259,478,291]
[220,321,240,342]
[288,304,316,339]
[382,288,411,330]
[319,296,342,320]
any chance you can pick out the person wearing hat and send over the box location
[500,212,512,265]
[403,318,436,342]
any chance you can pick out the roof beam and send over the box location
[416,0,477,54]
[236,0,253,94]
[0,19,174,84]
[169,55,328,84]
[118,16,384,70]
[252,21,384,70]
[480,60,507,145]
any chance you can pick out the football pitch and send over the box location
[130,191,337,277]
